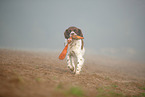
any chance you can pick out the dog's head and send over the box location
[64,26,83,39]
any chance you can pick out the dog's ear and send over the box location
[64,29,69,39]
[78,29,83,37]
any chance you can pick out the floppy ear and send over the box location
[64,29,69,39]
[78,29,83,37]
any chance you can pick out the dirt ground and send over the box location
[0,49,145,97]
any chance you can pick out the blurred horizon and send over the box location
[0,0,145,63]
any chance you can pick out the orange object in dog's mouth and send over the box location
[72,35,84,39]
[59,35,84,60]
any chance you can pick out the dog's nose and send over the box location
[70,31,75,34]
[70,31,76,36]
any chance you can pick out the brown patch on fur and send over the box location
[81,39,84,50]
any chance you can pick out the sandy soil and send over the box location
[0,49,145,97]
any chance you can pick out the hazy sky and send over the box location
[0,0,145,62]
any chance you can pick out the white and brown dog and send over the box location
[64,26,85,75]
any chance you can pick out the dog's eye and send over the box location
[69,30,71,32]
[74,29,76,32]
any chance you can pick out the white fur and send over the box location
[65,38,85,75]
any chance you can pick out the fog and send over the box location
[0,0,145,63]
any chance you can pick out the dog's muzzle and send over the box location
[70,31,77,37]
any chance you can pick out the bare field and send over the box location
[0,49,145,97]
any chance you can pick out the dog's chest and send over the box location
[68,40,81,51]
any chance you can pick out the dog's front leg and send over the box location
[76,55,84,75]
[66,54,74,72]
[71,56,76,73]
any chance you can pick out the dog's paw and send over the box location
[68,66,74,72]
[75,71,80,75]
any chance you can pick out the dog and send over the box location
[64,26,85,75]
